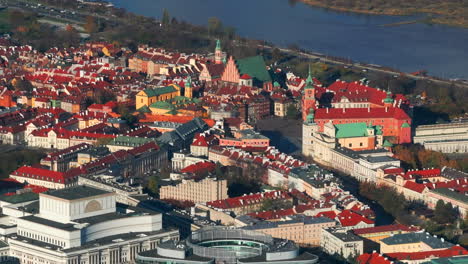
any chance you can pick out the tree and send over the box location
[9,10,26,27]
[208,17,223,36]
[162,9,170,26]
[12,79,34,92]
[96,137,113,146]
[84,16,98,34]
[147,175,159,196]
[259,198,292,212]
[286,103,299,119]
[434,199,456,224]
[224,26,236,40]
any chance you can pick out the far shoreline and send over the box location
[299,0,468,28]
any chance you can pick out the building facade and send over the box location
[160,177,228,204]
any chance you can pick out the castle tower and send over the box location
[185,75,193,98]
[383,90,394,107]
[302,108,318,157]
[302,65,316,120]
[215,39,223,64]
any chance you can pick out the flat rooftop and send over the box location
[42,185,112,200]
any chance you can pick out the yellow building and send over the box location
[353,224,419,243]
[380,232,453,254]
[136,84,181,110]
[160,177,228,204]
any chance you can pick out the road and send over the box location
[270,45,468,89]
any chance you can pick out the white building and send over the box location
[6,185,179,264]
[414,122,468,153]
[321,227,364,259]
[171,152,208,172]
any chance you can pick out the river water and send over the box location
[109,0,468,79]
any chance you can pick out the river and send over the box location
[109,0,468,79]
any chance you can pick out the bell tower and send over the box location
[302,65,316,120]
[215,39,222,64]
[185,75,193,98]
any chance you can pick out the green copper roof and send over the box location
[216,39,221,50]
[383,140,393,147]
[427,256,468,264]
[384,90,394,103]
[402,122,411,128]
[185,75,192,87]
[167,109,179,115]
[335,122,370,138]
[375,125,383,135]
[137,105,151,113]
[143,86,177,97]
[236,55,272,83]
[273,81,280,87]
[150,101,174,110]
[0,192,38,204]
[305,64,314,89]
[109,136,157,147]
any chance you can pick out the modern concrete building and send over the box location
[414,122,468,153]
[136,227,319,264]
[6,185,179,264]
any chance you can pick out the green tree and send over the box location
[161,9,170,26]
[434,200,449,224]
[286,103,299,119]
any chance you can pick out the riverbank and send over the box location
[300,0,468,28]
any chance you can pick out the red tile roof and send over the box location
[314,107,410,121]
[11,166,75,184]
[336,210,374,227]
[385,245,468,261]
[403,181,428,193]
[357,252,393,264]
[207,190,291,210]
[180,161,215,174]
[353,224,419,235]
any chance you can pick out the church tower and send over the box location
[302,65,316,120]
[383,90,394,107]
[215,39,223,64]
[302,108,318,157]
[185,75,193,98]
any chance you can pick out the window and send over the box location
[359,142,363,146]
[349,143,352,147]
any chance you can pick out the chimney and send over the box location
[326,108,329,114]
[368,107,370,113]
[385,107,388,112]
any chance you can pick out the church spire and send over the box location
[184,75,193,98]
[185,75,192,88]
[215,39,222,64]
[305,64,314,87]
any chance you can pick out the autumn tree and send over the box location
[434,200,458,224]
[208,17,223,36]
[84,16,98,34]
[147,175,159,196]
